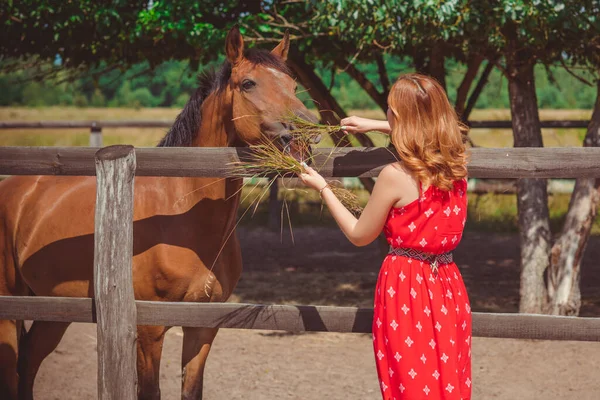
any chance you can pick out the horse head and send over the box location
[224,26,319,159]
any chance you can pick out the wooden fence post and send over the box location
[94,145,137,400]
[90,123,103,147]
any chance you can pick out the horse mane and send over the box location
[158,49,292,147]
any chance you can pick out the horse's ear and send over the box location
[226,25,245,66]
[271,30,290,61]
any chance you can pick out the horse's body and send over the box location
[0,27,314,399]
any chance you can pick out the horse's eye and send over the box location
[242,79,256,91]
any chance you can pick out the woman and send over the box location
[299,74,471,399]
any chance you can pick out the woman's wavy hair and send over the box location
[387,73,469,191]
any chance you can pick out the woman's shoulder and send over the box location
[377,163,418,195]
[379,162,411,180]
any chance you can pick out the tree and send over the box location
[462,0,600,314]
[545,10,600,315]
[548,81,600,315]
[0,1,261,71]
[276,1,492,136]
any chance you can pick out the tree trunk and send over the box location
[413,51,427,76]
[288,52,347,127]
[462,60,495,123]
[429,42,447,91]
[547,80,600,315]
[413,45,446,91]
[338,59,388,111]
[508,62,552,314]
[455,55,483,118]
[375,54,390,95]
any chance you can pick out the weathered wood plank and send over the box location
[471,313,600,341]
[94,145,137,400]
[1,297,600,342]
[464,147,600,178]
[0,120,589,129]
[1,146,600,178]
[135,301,375,333]
[468,120,590,129]
[0,146,98,175]
[0,296,95,322]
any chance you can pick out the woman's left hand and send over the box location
[298,162,328,191]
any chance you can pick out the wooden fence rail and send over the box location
[2,146,600,178]
[1,297,599,342]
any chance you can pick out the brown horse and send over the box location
[0,27,316,399]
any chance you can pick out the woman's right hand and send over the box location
[340,116,391,134]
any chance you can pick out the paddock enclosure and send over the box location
[1,141,600,399]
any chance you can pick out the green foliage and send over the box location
[1,1,598,110]
[466,1,600,71]
[308,0,470,54]
[1,57,596,110]
[0,59,203,108]
[0,1,261,71]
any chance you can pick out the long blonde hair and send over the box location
[387,73,468,191]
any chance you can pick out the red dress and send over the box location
[373,179,471,400]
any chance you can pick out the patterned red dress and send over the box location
[373,179,471,400]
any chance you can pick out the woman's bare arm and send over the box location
[340,116,391,134]
[299,164,414,246]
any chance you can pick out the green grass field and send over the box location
[1,106,598,234]
[0,107,592,148]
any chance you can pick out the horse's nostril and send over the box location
[280,134,293,147]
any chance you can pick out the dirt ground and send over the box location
[33,228,600,399]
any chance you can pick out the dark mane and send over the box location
[158,49,292,147]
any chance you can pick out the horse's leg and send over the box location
[180,327,219,400]
[17,321,70,400]
[0,264,25,399]
[137,325,168,400]
[179,232,242,400]
[0,319,19,399]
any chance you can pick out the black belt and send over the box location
[388,246,453,274]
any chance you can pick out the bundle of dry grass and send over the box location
[328,184,363,216]
[282,114,342,143]
[230,140,307,178]
[230,139,363,215]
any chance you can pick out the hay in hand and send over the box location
[282,114,342,143]
[230,141,363,215]
[329,184,364,216]
[230,140,307,178]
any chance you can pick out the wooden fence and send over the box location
[1,144,600,399]
[0,119,591,226]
